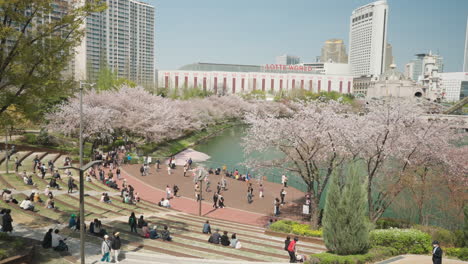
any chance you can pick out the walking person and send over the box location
[14,157,21,172]
[247,187,253,204]
[167,165,172,175]
[67,177,74,194]
[195,183,201,201]
[2,209,13,232]
[259,184,264,198]
[128,212,137,233]
[173,184,179,197]
[432,241,443,264]
[281,174,288,187]
[213,192,218,208]
[218,194,225,208]
[111,232,121,263]
[287,237,298,263]
[280,189,287,204]
[274,198,281,216]
[101,235,112,262]
[156,159,160,169]
[183,166,187,177]
[116,167,121,180]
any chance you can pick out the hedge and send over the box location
[445,247,468,261]
[269,220,322,237]
[413,225,462,247]
[307,246,398,264]
[375,218,412,229]
[369,229,431,254]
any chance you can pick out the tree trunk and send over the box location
[310,197,320,229]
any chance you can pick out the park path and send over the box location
[116,166,270,227]
[376,254,467,264]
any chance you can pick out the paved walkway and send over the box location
[377,255,467,264]
[116,166,274,226]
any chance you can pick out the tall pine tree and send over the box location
[323,161,370,255]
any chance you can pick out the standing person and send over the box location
[167,165,172,175]
[40,164,46,179]
[165,185,172,199]
[205,177,211,192]
[128,213,137,233]
[259,184,264,198]
[101,235,112,262]
[156,159,160,169]
[218,194,225,208]
[183,166,187,177]
[221,176,227,191]
[14,157,21,172]
[281,175,288,187]
[33,155,40,172]
[116,167,121,180]
[212,192,218,208]
[284,236,291,251]
[216,182,221,193]
[48,160,54,173]
[247,187,253,204]
[432,241,443,264]
[67,176,74,194]
[173,184,179,197]
[2,209,12,232]
[187,158,192,169]
[274,198,281,216]
[195,183,201,201]
[140,165,145,176]
[280,189,287,204]
[287,237,298,263]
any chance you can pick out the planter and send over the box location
[264,229,325,245]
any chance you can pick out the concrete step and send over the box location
[116,251,289,264]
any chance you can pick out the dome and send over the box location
[378,64,406,81]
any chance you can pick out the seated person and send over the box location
[161,198,170,208]
[33,192,42,203]
[202,220,211,234]
[141,223,150,238]
[51,229,68,251]
[149,225,159,239]
[52,170,61,179]
[215,168,220,175]
[45,197,55,209]
[2,190,17,204]
[123,194,132,204]
[68,214,77,229]
[134,192,140,203]
[158,198,165,207]
[49,178,60,189]
[20,197,35,211]
[220,231,230,246]
[208,229,221,244]
[85,173,92,182]
[100,193,111,203]
[208,168,214,174]
[160,225,172,241]
[230,233,241,249]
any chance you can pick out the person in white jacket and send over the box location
[101,235,112,262]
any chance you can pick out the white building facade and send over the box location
[158,70,353,95]
[276,55,301,65]
[349,0,388,76]
[439,72,468,102]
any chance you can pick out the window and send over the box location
[175,76,179,89]
[318,80,321,92]
[328,80,331,92]
[241,78,245,91]
[271,79,274,92]
[262,79,265,91]
[280,79,283,91]
[214,77,218,94]
[165,76,169,89]
[339,81,343,93]
[253,78,256,91]
[223,78,227,93]
[232,78,236,94]
[292,80,295,90]
[301,80,304,90]
[194,77,198,88]
[309,80,313,91]
[184,76,188,88]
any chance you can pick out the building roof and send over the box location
[378,64,407,81]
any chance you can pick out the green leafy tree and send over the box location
[0,0,105,123]
[95,64,136,91]
[323,161,370,255]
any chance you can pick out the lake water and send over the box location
[194,125,309,192]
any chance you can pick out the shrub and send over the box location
[369,229,431,254]
[458,248,468,261]
[0,249,7,260]
[445,247,468,261]
[376,218,412,229]
[23,133,37,145]
[307,246,397,264]
[413,225,457,247]
[454,230,465,247]
[322,162,369,255]
[11,239,24,251]
[270,221,293,234]
[269,220,323,237]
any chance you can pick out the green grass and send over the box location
[0,173,31,191]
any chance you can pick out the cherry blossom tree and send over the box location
[243,101,359,228]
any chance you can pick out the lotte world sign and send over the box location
[262,64,314,72]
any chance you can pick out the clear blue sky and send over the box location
[146,0,468,72]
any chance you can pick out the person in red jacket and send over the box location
[287,237,299,263]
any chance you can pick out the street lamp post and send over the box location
[59,160,101,264]
[77,81,94,264]
[4,128,8,174]
[195,168,207,216]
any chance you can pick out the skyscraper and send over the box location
[84,0,155,87]
[464,17,468,72]
[349,0,388,76]
[320,39,348,63]
[276,54,301,65]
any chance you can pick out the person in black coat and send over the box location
[220,231,230,246]
[42,229,53,248]
[284,236,291,251]
[1,209,13,232]
[432,240,443,264]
